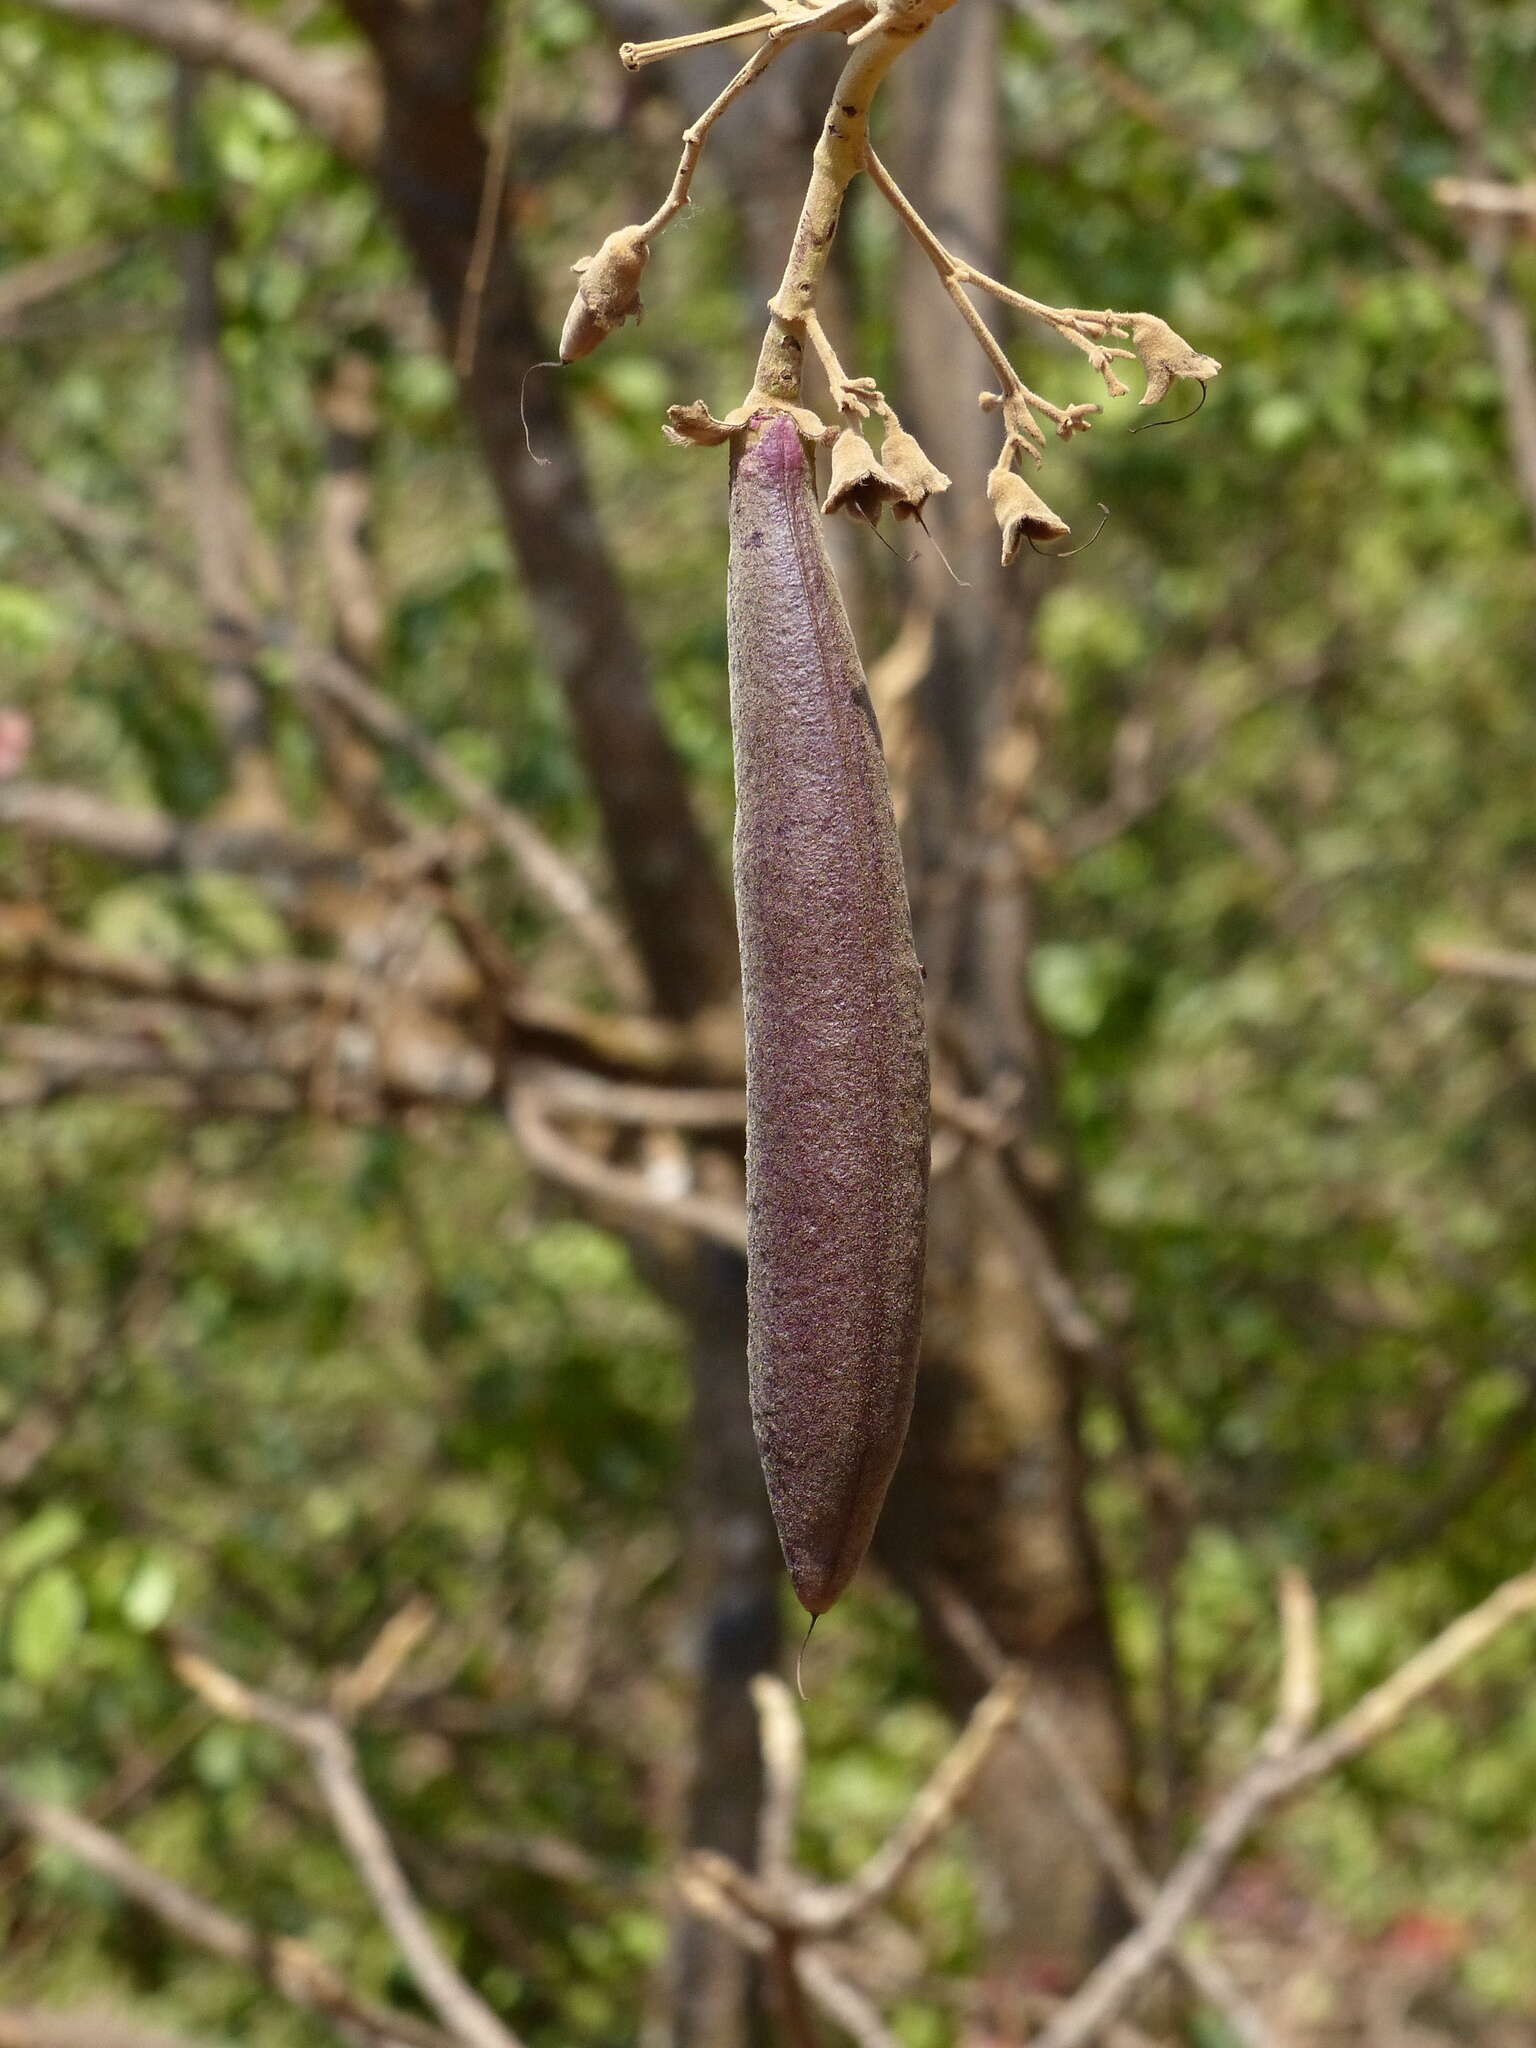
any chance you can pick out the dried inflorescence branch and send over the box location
[544,0,1222,1627]
[554,0,1221,559]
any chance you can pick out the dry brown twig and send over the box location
[677,1671,1025,2047]
[0,1778,452,2048]
[561,0,1219,552]
[1030,1560,1536,2048]
[169,1643,524,2048]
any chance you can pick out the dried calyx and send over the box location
[1125,313,1222,408]
[878,415,951,521]
[822,427,907,523]
[557,3,1225,567]
[987,450,1070,566]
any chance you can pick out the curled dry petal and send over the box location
[879,426,951,520]
[559,225,650,362]
[663,401,737,447]
[663,395,836,450]
[1127,312,1221,408]
[987,465,1070,565]
[822,428,907,523]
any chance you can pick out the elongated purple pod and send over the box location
[727,410,930,1615]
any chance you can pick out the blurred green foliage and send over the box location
[2,0,1535,2038]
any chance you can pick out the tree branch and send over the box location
[0,2013,222,2048]
[1031,1561,1536,2048]
[171,1647,525,2048]
[0,1781,452,2048]
[921,1575,1274,2048]
[19,0,381,167]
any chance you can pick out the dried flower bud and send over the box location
[822,429,906,524]
[1126,313,1221,408]
[879,426,951,520]
[987,465,1070,565]
[559,225,650,363]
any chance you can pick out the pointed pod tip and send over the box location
[795,1614,818,1701]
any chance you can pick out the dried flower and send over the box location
[987,465,1070,565]
[878,425,951,520]
[822,429,907,523]
[663,401,738,447]
[1126,313,1221,409]
[559,225,650,363]
[663,395,835,449]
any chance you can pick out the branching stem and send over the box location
[862,146,1094,445]
[638,1,866,240]
[752,0,960,404]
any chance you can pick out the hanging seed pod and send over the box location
[728,410,930,1616]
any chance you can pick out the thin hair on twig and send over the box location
[1128,381,1208,433]
[1028,502,1110,558]
[519,361,558,466]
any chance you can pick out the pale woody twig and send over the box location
[860,147,1102,446]
[1423,941,1536,992]
[689,1669,1027,1937]
[0,2012,220,2048]
[331,1597,438,1722]
[752,1675,807,1886]
[635,1,866,241]
[1032,1561,1536,2048]
[0,1779,452,2048]
[1433,176,1536,224]
[922,1575,1275,2048]
[675,1866,901,2048]
[684,1672,1025,2046]
[508,1084,750,1252]
[171,1647,524,2048]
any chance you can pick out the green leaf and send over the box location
[9,1565,87,1683]
[0,583,63,654]
[0,1505,84,1583]
[120,1555,177,1631]
[1031,942,1121,1038]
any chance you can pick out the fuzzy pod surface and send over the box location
[727,410,930,1615]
